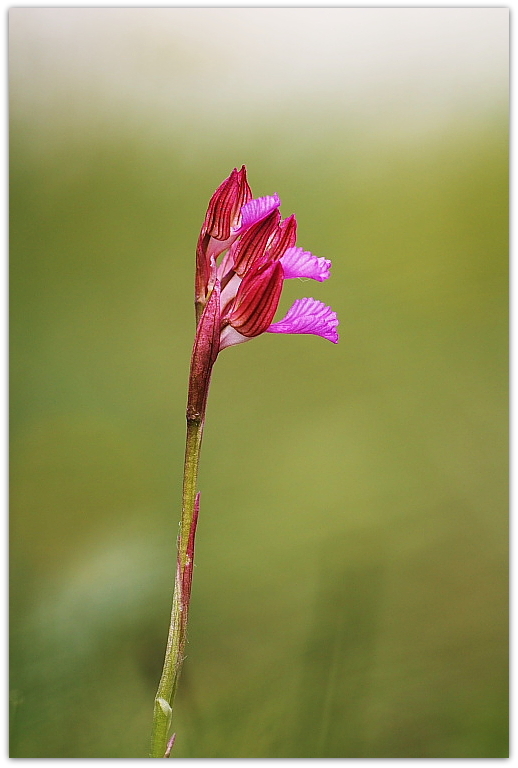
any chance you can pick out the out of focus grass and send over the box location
[10,114,507,757]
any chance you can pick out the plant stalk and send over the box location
[151,342,214,761]
[151,284,219,757]
[150,415,203,757]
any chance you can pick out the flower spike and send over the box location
[195,166,340,350]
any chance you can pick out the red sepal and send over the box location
[201,166,251,242]
[231,209,281,277]
[187,282,221,420]
[196,167,251,303]
[269,214,297,260]
[228,261,284,338]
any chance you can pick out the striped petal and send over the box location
[280,247,331,282]
[267,297,339,343]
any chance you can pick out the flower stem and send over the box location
[150,284,219,757]
[150,415,204,757]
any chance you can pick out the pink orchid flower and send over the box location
[195,166,339,363]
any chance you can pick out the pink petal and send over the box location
[217,248,235,281]
[267,297,339,343]
[280,247,331,282]
[237,194,281,233]
[219,272,241,312]
[206,234,235,263]
[219,325,250,350]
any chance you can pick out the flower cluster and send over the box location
[195,166,339,352]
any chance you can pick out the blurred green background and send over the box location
[9,8,508,758]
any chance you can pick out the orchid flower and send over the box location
[195,166,338,354]
[151,167,338,757]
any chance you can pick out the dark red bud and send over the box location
[200,166,252,242]
[231,209,281,277]
[268,214,297,260]
[229,261,284,338]
[196,167,252,304]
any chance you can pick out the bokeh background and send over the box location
[9,8,508,758]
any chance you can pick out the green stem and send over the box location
[150,285,218,757]
[150,416,204,757]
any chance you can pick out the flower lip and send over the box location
[267,297,339,343]
[280,247,332,282]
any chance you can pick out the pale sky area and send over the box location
[9,7,508,141]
